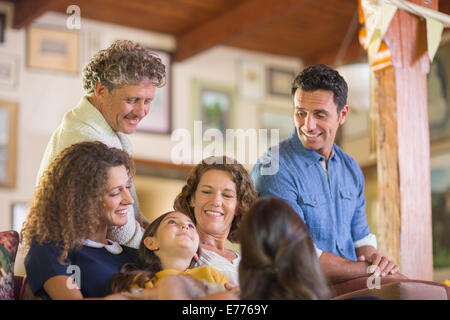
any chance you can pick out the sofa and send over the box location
[1,229,449,300]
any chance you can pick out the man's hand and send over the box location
[358,254,399,277]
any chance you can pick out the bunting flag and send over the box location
[358,0,446,72]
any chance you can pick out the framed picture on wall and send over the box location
[259,105,293,146]
[428,37,450,146]
[0,53,18,88]
[137,49,172,134]
[430,151,450,269]
[0,12,5,43]
[11,202,30,233]
[0,99,18,188]
[192,80,234,134]
[27,25,80,73]
[267,67,296,98]
[237,60,265,101]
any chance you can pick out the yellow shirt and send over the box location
[130,265,228,290]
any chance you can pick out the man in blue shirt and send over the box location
[251,64,400,284]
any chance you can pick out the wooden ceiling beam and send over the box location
[13,0,69,29]
[174,0,311,62]
[302,36,367,67]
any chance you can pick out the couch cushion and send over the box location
[0,230,20,300]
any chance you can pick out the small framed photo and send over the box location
[137,49,172,134]
[0,53,18,88]
[259,105,293,146]
[428,37,450,146]
[0,12,5,43]
[27,25,80,74]
[11,202,30,233]
[267,67,296,98]
[192,80,234,134]
[237,60,265,101]
[0,99,18,188]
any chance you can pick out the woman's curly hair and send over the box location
[239,197,330,300]
[82,40,166,93]
[21,141,134,265]
[173,156,257,243]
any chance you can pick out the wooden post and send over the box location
[373,0,435,280]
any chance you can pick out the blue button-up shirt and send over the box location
[251,128,372,261]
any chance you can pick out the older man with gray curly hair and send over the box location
[36,40,166,248]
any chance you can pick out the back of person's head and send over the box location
[22,141,133,264]
[239,197,330,300]
[291,64,348,112]
[173,155,257,243]
[83,39,166,93]
[111,211,200,293]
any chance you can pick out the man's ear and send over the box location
[94,81,109,98]
[143,236,159,251]
[338,105,349,125]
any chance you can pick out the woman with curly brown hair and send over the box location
[173,156,257,285]
[22,141,140,299]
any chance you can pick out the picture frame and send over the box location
[428,36,450,146]
[0,53,19,88]
[267,67,296,98]
[192,80,234,134]
[27,25,80,74]
[430,150,450,269]
[137,49,172,134]
[237,59,265,101]
[259,105,293,146]
[0,12,5,43]
[0,99,18,188]
[11,202,29,233]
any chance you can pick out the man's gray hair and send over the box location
[82,40,166,93]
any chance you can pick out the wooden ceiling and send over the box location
[7,0,450,65]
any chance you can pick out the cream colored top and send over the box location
[36,96,143,248]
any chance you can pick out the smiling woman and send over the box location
[21,141,140,299]
[174,156,258,285]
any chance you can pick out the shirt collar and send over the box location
[288,128,336,167]
[81,239,123,254]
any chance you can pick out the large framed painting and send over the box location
[137,49,172,134]
[0,99,18,188]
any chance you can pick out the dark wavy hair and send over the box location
[173,156,258,243]
[21,141,134,265]
[83,40,166,93]
[291,64,348,112]
[110,211,200,293]
[239,197,330,300]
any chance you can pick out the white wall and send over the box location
[0,8,301,231]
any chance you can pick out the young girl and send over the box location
[239,197,331,300]
[111,211,232,298]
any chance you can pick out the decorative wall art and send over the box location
[0,99,18,188]
[192,80,234,134]
[137,49,172,134]
[27,25,80,73]
[267,67,296,98]
[237,60,265,101]
[0,53,18,88]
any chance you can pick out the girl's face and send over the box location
[191,169,238,238]
[145,212,199,257]
[101,165,134,227]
